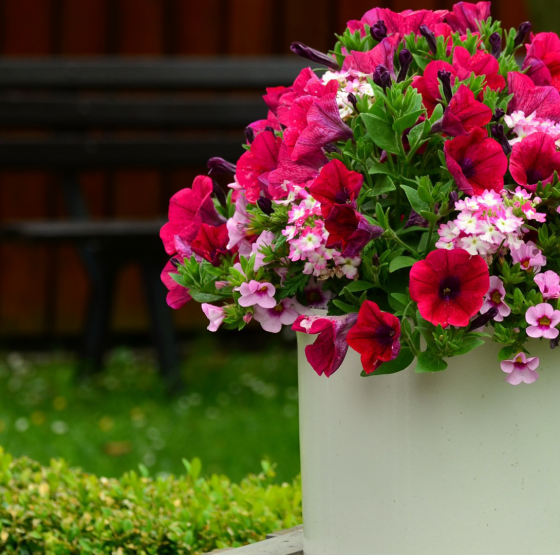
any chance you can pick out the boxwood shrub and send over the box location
[0,448,302,554]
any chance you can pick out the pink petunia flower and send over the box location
[534,270,560,300]
[522,32,560,91]
[500,352,540,385]
[510,241,546,273]
[525,303,560,339]
[445,1,491,35]
[237,280,277,309]
[481,276,511,322]
[507,72,560,124]
[292,312,358,376]
[254,298,299,333]
[201,304,225,332]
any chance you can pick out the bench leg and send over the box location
[141,261,183,392]
[80,261,116,375]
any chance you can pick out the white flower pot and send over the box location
[297,333,560,555]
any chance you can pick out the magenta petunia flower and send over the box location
[507,72,560,123]
[342,38,397,77]
[236,130,282,203]
[409,248,490,328]
[525,303,560,339]
[201,304,225,332]
[452,46,505,91]
[325,204,384,257]
[309,159,364,218]
[445,1,491,35]
[522,32,560,91]
[160,175,225,255]
[254,298,299,334]
[292,94,354,161]
[500,352,540,385]
[161,260,192,310]
[480,276,511,322]
[510,241,546,273]
[292,312,358,377]
[346,301,401,375]
[191,224,230,267]
[534,270,560,300]
[440,84,493,137]
[237,280,277,309]
[509,132,560,192]
[444,127,508,195]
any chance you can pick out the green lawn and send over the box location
[0,334,300,483]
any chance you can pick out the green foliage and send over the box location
[0,449,302,554]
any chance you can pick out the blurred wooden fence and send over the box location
[0,0,529,338]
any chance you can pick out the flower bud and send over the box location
[207,157,236,177]
[551,336,560,350]
[514,21,532,48]
[438,70,453,103]
[370,20,387,42]
[468,307,499,332]
[489,32,502,59]
[397,49,413,83]
[290,42,340,70]
[212,180,227,208]
[373,64,391,92]
[492,108,505,122]
[347,92,358,111]
[491,124,512,156]
[170,257,180,269]
[257,197,274,215]
[243,313,253,324]
[419,25,437,54]
[244,126,255,144]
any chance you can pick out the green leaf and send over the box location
[407,123,424,149]
[343,280,375,293]
[449,338,485,357]
[419,210,440,224]
[390,292,409,307]
[392,110,424,134]
[189,457,202,480]
[389,256,417,273]
[332,300,359,314]
[189,291,225,303]
[361,348,414,376]
[415,350,448,373]
[361,114,400,154]
[368,160,393,175]
[370,174,396,195]
[498,345,516,361]
[429,103,444,124]
[401,185,430,215]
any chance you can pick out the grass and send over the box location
[0,332,300,483]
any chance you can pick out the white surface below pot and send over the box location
[297,334,560,555]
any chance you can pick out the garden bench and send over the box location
[0,57,307,386]
[206,526,303,554]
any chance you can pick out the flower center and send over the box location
[438,276,461,301]
[460,158,476,179]
[539,316,551,327]
[259,285,269,293]
[308,291,322,302]
[525,168,544,184]
[491,290,502,304]
[274,304,284,313]
[521,259,531,269]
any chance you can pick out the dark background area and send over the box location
[0,0,534,345]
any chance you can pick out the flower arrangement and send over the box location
[161,1,560,386]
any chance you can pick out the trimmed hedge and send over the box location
[0,448,302,554]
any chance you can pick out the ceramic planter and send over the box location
[297,333,560,555]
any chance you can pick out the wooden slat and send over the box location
[174,0,223,55]
[205,527,303,555]
[117,0,164,55]
[228,0,276,54]
[58,0,109,55]
[0,95,267,129]
[0,58,311,89]
[3,0,53,55]
[0,137,243,170]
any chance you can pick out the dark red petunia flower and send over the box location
[509,132,560,192]
[268,139,327,199]
[452,46,505,91]
[160,175,225,255]
[347,7,447,39]
[444,127,508,195]
[325,204,384,257]
[246,111,281,138]
[309,159,364,218]
[412,60,456,116]
[236,130,282,203]
[409,248,490,328]
[292,313,358,377]
[342,38,397,77]
[522,32,560,91]
[346,301,401,375]
[191,224,230,266]
[292,94,354,161]
[439,84,493,136]
[507,72,560,123]
[161,259,192,309]
[263,86,291,115]
[445,1,491,35]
